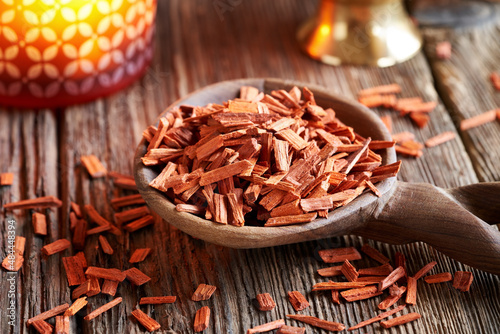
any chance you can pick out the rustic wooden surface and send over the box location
[1,1,499,333]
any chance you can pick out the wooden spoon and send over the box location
[133,78,500,275]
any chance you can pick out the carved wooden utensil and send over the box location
[134,78,500,275]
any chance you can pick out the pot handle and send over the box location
[353,181,500,275]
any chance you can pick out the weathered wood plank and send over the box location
[418,5,500,182]
[1,1,498,334]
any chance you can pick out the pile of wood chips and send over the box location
[142,85,401,227]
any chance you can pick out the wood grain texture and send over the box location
[0,1,499,334]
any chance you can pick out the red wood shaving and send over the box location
[141,86,400,227]
[378,266,406,291]
[193,306,211,332]
[4,196,62,210]
[41,239,71,256]
[80,155,107,178]
[131,308,161,332]
[247,319,285,334]
[491,72,500,91]
[129,248,152,263]
[341,286,383,302]
[405,277,418,305]
[277,325,306,334]
[288,291,310,311]
[256,293,276,311]
[460,109,499,131]
[84,297,122,321]
[453,271,473,292]
[425,132,456,147]
[380,312,421,328]
[318,247,362,263]
[360,244,390,264]
[413,261,437,280]
[27,303,70,326]
[124,267,151,286]
[192,283,217,301]
[424,272,452,284]
[0,172,14,186]
[140,296,177,305]
[436,41,452,59]
[341,260,359,282]
[64,297,88,316]
[286,314,345,332]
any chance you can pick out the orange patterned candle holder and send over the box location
[0,0,157,108]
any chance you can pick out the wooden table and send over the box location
[1,1,499,333]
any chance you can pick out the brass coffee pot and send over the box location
[297,0,422,67]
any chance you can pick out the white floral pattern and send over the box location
[0,0,156,106]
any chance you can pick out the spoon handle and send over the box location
[354,181,500,275]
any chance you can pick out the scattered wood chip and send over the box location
[98,235,114,255]
[286,314,345,332]
[55,315,70,334]
[413,261,437,280]
[124,215,155,232]
[312,282,368,291]
[101,280,119,296]
[125,267,151,286]
[85,267,126,282]
[378,266,406,291]
[4,196,62,210]
[491,72,500,91]
[193,306,210,332]
[129,248,152,263]
[287,291,310,311]
[256,293,276,311]
[460,109,498,130]
[406,277,417,305]
[424,272,452,284]
[360,244,390,264]
[31,320,53,334]
[131,308,161,332]
[341,286,383,302]
[41,239,71,256]
[425,132,456,148]
[31,212,47,236]
[115,206,150,226]
[140,296,177,305]
[453,271,473,292]
[0,172,14,186]
[317,265,343,277]
[84,297,122,321]
[2,236,25,271]
[318,247,362,263]
[192,283,217,301]
[380,312,421,328]
[436,41,452,59]
[341,260,359,282]
[62,256,86,286]
[27,303,70,326]
[358,263,393,276]
[277,324,306,334]
[64,297,88,316]
[358,84,401,97]
[81,155,107,178]
[247,319,285,334]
